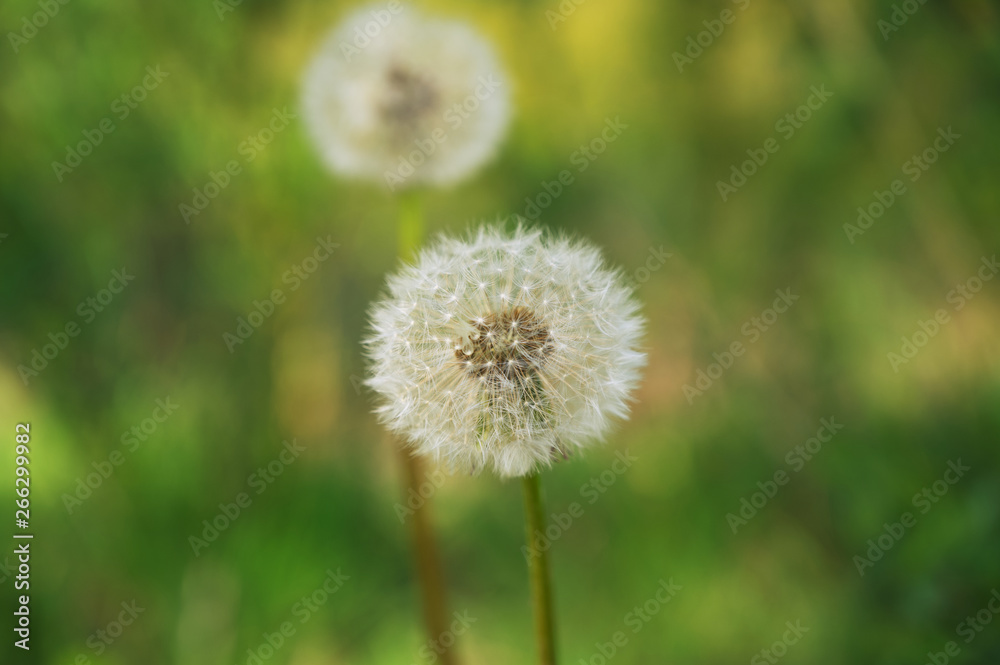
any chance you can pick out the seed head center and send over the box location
[381,65,439,131]
[458,307,552,382]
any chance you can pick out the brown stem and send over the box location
[401,450,456,665]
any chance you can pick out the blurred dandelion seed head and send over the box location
[365,225,646,478]
[301,4,510,189]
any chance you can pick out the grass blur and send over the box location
[1,0,999,663]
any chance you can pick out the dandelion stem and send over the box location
[522,472,557,665]
[396,191,457,665]
[403,452,456,665]
[398,189,423,259]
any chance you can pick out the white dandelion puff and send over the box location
[365,224,645,478]
[301,4,510,189]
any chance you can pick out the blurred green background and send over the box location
[2,0,1000,663]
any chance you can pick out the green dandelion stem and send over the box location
[398,188,424,259]
[523,471,557,665]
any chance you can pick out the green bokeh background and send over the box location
[2,0,999,663]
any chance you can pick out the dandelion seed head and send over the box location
[301,4,510,188]
[365,225,645,478]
